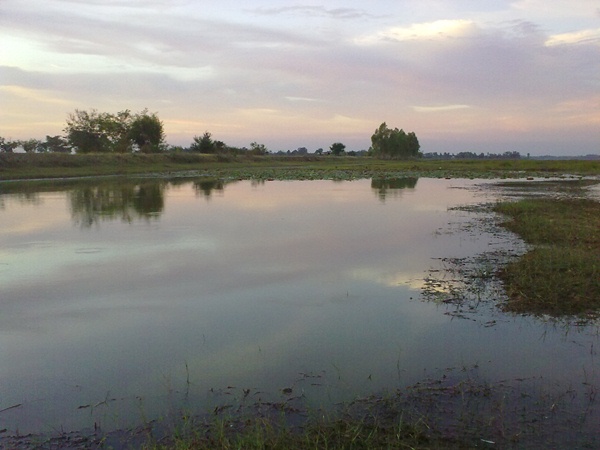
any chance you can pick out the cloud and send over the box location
[248,5,375,20]
[0,85,73,105]
[413,105,471,113]
[357,19,475,44]
[511,0,596,18]
[1,0,599,155]
[545,28,600,46]
[285,96,324,103]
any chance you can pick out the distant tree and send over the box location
[64,109,132,153]
[64,108,165,153]
[20,139,42,153]
[406,131,420,156]
[502,151,521,159]
[214,140,226,152]
[128,111,165,153]
[315,148,323,155]
[190,132,216,153]
[370,122,421,159]
[0,137,19,153]
[42,135,71,153]
[330,142,346,156]
[249,142,268,155]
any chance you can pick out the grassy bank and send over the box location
[494,196,600,317]
[1,152,600,180]
[141,414,461,450]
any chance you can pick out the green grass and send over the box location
[142,414,464,450]
[1,152,599,181]
[494,198,600,317]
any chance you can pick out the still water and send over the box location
[0,177,597,434]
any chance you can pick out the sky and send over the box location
[1,0,599,155]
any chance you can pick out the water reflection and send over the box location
[371,177,418,202]
[0,177,239,226]
[192,178,227,199]
[0,177,598,441]
[70,182,166,226]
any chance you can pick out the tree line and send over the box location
[1,110,427,159]
[423,151,521,160]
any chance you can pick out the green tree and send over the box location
[190,132,216,153]
[0,137,19,153]
[330,142,346,156]
[370,123,421,159]
[65,109,128,153]
[406,132,420,156]
[64,109,163,153]
[249,142,268,155]
[20,139,42,153]
[41,135,70,153]
[128,111,165,153]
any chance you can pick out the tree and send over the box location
[64,108,164,153]
[190,132,215,153]
[128,112,165,153]
[249,142,268,155]
[65,109,131,153]
[370,122,421,159]
[0,137,19,153]
[406,132,420,157]
[330,142,346,156]
[41,135,70,153]
[20,139,42,153]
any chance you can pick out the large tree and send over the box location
[128,111,165,153]
[65,109,127,153]
[64,109,163,153]
[370,123,421,159]
[330,142,346,156]
[190,132,216,153]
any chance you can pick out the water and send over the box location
[0,177,598,438]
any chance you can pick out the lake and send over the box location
[0,176,598,439]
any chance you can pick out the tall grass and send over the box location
[494,198,600,317]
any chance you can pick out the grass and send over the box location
[1,152,600,181]
[6,365,598,449]
[141,414,458,450]
[494,197,600,317]
[110,364,599,449]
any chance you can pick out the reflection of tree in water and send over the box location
[371,177,418,202]
[70,181,165,226]
[192,179,226,199]
[0,188,44,210]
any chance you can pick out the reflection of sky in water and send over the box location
[0,178,598,434]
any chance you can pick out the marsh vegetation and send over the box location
[1,151,599,181]
[495,196,599,317]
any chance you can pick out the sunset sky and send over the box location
[1,1,599,155]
